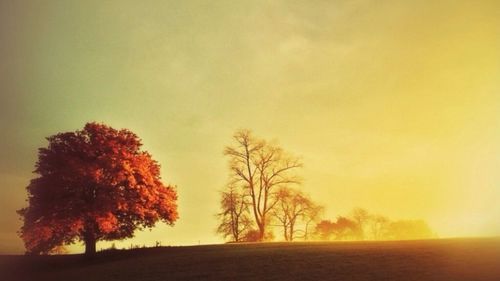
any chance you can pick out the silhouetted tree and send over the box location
[302,203,323,241]
[314,220,335,240]
[386,220,434,240]
[350,208,370,240]
[367,215,391,240]
[272,187,321,241]
[272,188,293,241]
[17,122,178,255]
[224,130,301,241]
[216,186,252,242]
[332,216,361,240]
[314,216,360,240]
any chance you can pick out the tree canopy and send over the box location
[18,122,178,255]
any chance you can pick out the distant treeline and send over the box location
[313,208,435,241]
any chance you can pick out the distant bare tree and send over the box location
[350,208,371,240]
[272,188,292,241]
[224,130,302,241]
[216,186,252,242]
[368,215,391,240]
[272,187,322,241]
[302,203,324,241]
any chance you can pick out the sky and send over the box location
[0,0,499,254]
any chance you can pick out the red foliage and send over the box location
[17,122,178,254]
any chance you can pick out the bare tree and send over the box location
[272,188,293,241]
[216,186,252,242]
[272,187,322,241]
[302,203,324,241]
[350,208,371,240]
[368,215,391,240]
[224,130,302,241]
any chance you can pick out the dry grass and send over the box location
[1,237,499,281]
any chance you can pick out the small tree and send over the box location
[349,208,371,240]
[332,216,361,240]
[272,188,293,241]
[302,203,323,241]
[314,217,360,240]
[17,122,178,255]
[216,186,252,242]
[367,215,391,240]
[314,220,335,240]
[272,187,321,241]
[386,220,434,240]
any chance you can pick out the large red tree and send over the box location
[17,122,178,255]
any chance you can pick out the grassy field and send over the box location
[1,237,499,281]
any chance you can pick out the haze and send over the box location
[1,0,499,254]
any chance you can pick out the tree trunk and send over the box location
[304,222,309,241]
[84,231,96,256]
[258,222,265,241]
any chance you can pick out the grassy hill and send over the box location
[1,237,499,281]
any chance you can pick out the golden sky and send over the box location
[1,0,499,253]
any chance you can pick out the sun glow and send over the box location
[0,0,499,254]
